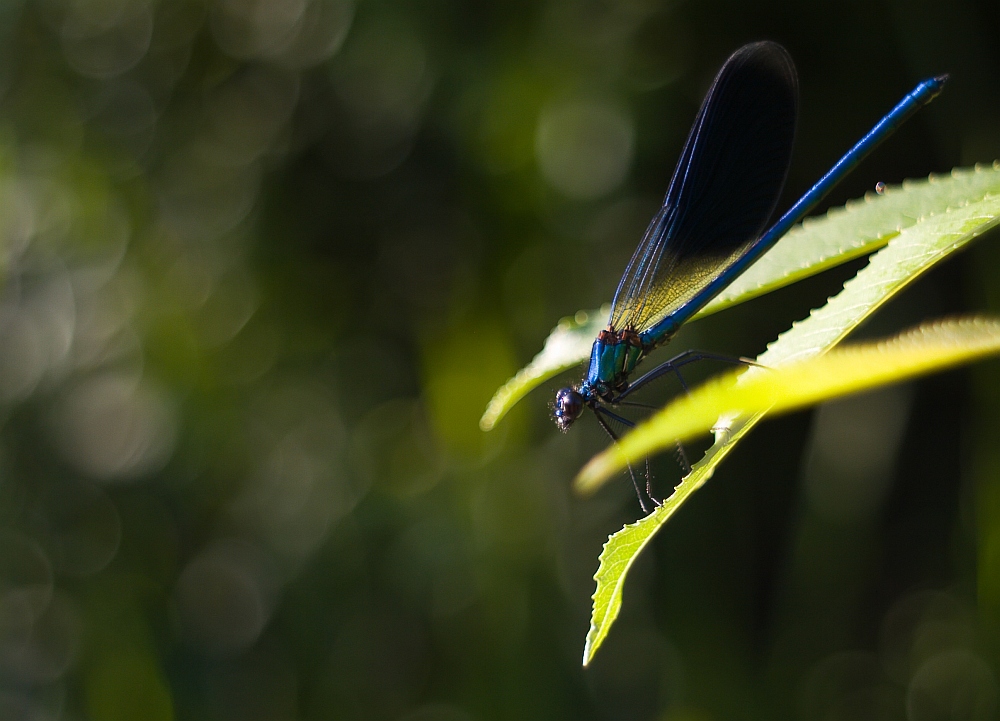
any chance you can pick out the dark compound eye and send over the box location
[553,388,585,431]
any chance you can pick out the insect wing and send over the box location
[610,41,799,339]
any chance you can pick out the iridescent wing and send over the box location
[609,42,798,340]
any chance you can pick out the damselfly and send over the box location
[552,42,946,510]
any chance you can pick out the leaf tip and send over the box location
[479,393,506,431]
[573,463,600,495]
[573,450,621,495]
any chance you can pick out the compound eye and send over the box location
[553,388,585,430]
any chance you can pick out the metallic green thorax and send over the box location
[584,328,645,399]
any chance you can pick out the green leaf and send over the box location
[576,318,1000,492]
[481,164,1000,431]
[580,173,1000,666]
[479,306,607,430]
[691,164,1000,319]
[583,316,1000,666]
[582,417,758,667]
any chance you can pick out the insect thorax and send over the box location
[585,327,645,399]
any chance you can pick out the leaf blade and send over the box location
[582,416,759,665]
[695,164,1000,319]
[478,307,607,430]
[579,174,1000,666]
[581,317,1000,666]
[576,318,1000,491]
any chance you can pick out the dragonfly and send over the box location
[551,41,947,511]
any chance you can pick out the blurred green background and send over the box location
[0,0,999,719]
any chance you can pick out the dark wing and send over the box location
[609,41,798,338]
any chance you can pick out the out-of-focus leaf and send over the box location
[580,172,1000,666]
[482,164,1000,431]
[577,318,1000,492]
[479,306,607,430]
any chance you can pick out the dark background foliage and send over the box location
[0,0,998,719]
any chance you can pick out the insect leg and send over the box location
[616,350,754,486]
[595,406,635,428]
[593,407,656,513]
[618,350,758,400]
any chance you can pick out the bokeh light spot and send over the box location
[536,98,634,200]
[352,399,443,499]
[0,309,46,403]
[42,481,122,577]
[907,651,997,721]
[206,66,301,166]
[174,540,276,655]
[802,386,912,523]
[157,150,262,240]
[51,375,178,482]
[323,13,431,177]
[211,0,305,59]
[0,592,80,685]
[276,0,354,69]
[61,0,154,79]
[0,533,53,620]
[799,651,900,721]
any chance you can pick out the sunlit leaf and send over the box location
[576,318,1000,492]
[580,175,1000,666]
[479,306,607,430]
[481,164,1000,431]
[693,164,1000,318]
[582,417,758,667]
